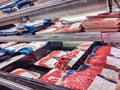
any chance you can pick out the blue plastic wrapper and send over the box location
[0,47,33,55]
[92,45,101,53]
[87,54,96,60]
[13,0,34,9]
[64,70,76,77]
[17,47,34,55]
[0,5,15,13]
[79,64,90,71]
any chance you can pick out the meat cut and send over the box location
[11,68,40,79]
[40,69,66,85]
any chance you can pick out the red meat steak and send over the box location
[61,66,103,90]
[86,54,107,66]
[95,46,111,56]
[55,49,81,70]
[40,69,66,84]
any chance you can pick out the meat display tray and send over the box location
[0,41,103,90]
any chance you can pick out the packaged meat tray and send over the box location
[53,22,82,34]
[82,18,120,29]
[85,45,120,69]
[34,46,87,69]
[86,11,120,19]
[34,57,58,68]
[60,65,118,90]
[40,69,66,85]
[55,49,85,70]
[0,42,62,71]
[36,22,82,34]
[11,68,41,79]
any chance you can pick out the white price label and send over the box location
[44,58,58,68]
[110,47,120,57]
[106,56,120,68]
[57,51,67,57]
[101,68,118,82]
[88,76,116,90]
[68,51,84,67]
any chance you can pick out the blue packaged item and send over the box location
[0,5,15,13]
[17,47,33,55]
[87,54,96,60]
[92,46,101,53]
[0,47,15,55]
[0,47,33,55]
[34,19,53,30]
[64,70,76,77]
[13,0,34,9]
[79,64,90,71]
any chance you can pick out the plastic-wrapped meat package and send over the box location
[95,46,111,56]
[11,68,40,79]
[61,65,118,90]
[54,22,82,33]
[47,50,68,57]
[86,11,120,19]
[82,18,120,29]
[86,46,119,66]
[55,49,84,70]
[94,45,120,58]
[34,57,58,68]
[86,54,120,69]
[86,54,107,66]
[60,66,103,90]
[77,42,93,51]
[40,69,66,85]
[0,43,27,57]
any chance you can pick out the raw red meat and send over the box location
[34,57,58,68]
[61,66,103,90]
[86,46,111,66]
[55,49,81,70]
[40,69,66,85]
[86,54,107,66]
[95,46,111,56]
[82,18,120,29]
[11,68,40,79]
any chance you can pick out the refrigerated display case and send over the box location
[0,0,119,90]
